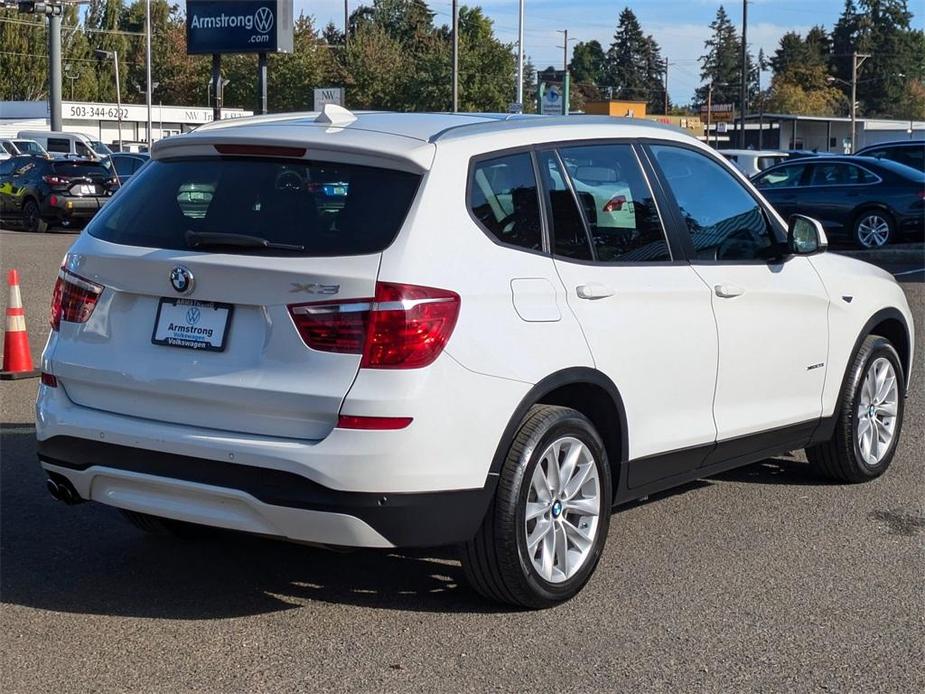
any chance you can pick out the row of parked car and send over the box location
[722,140,924,249]
[0,131,149,232]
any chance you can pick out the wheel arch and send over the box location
[852,203,896,228]
[840,308,911,400]
[489,367,628,499]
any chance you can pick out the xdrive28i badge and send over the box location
[169,266,195,295]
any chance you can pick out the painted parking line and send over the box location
[893,268,925,277]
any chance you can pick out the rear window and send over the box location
[52,161,112,178]
[757,156,785,171]
[87,158,422,256]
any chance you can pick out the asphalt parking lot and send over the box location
[1,229,923,693]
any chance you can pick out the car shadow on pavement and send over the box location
[1,426,830,620]
[0,426,513,618]
[710,456,832,486]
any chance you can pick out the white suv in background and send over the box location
[36,108,914,608]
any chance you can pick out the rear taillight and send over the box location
[50,268,104,331]
[603,195,627,212]
[288,282,460,369]
[42,175,67,186]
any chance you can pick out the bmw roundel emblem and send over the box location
[169,266,195,295]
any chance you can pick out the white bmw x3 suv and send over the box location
[36,108,914,608]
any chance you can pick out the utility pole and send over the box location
[663,59,670,115]
[145,0,153,144]
[850,51,870,153]
[344,0,349,50]
[739,0,748,148]
[211,54,222,121]
[516,0,525,108]
[556,29,575,116]
[451,0,459,112]
[257,53,268,114]
[707,82,713,148]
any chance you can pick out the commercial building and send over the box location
[730,113,924,152]
[0,100,253,145]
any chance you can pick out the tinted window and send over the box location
[559,144,670,262]
[757,156,786,170]
[469,153,543,252]
[754,164,806,188]
[651,145,777,262]
[1,142,14,155]
[536,150,592,260]
[864,146,924,170]
[51,161,111,179]
[46,138,70,153]
[13,140,44,155]
[809,163,877,186]
[113,156,136,176]
[88,158,422,257]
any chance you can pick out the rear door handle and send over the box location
[714,284,745,298]
[576,283,615,300]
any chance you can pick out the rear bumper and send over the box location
[38,436,495,548]
[44,196,106,222]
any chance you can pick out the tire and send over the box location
[806,335,905,483]
[119,509,216,539]
[853,210,894,249]
[461,405,613,609]
[21,198,48,233]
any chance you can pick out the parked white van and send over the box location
[721,149,789,177]
[16,130,112,159]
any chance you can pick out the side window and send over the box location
[468,153,543,252]
[75,141,92,158]
[754,164,805,188]
[536,150,592,260]
[651,145,778,262]
[113,157,134,177]
[895,147,924,170]
[46,138,69,154]
[559,144,671,262]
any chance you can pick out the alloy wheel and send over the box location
[857,214,890,248]
[856,357,899,466]
[523,436,601,584]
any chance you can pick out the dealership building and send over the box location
[0,100,253,146]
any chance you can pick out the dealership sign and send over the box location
[187,0,293,54]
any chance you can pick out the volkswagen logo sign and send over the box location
[169,266,195,295]
[254,6,274,33]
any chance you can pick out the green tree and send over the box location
[570,40,605,85]
[604,8,650,102]
[85,0,130,103]
[695,5,741,106]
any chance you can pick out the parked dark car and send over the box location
[0,155,119,232]
[111,152,150,185]
[751,155,925,249]
[855,140,925,172]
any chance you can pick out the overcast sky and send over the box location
[208,1,925,103]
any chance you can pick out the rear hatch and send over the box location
[50,150,422,440]
[49,159,118,201]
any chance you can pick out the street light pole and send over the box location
[145,0,153,144]
[739,0,748,148]
[451,0,459,112]
[516,0,524,108]
[113,50,122,152]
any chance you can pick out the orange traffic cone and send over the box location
[1,269,40,380]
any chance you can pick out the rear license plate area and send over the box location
[151,298,233,352]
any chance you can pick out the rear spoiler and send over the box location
[152,132,435,174]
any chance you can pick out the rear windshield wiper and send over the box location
[185,230,304,252]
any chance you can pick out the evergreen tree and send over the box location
[604,7,655,104]
[695,5,741,106]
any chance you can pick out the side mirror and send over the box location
[788,214,828,255]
